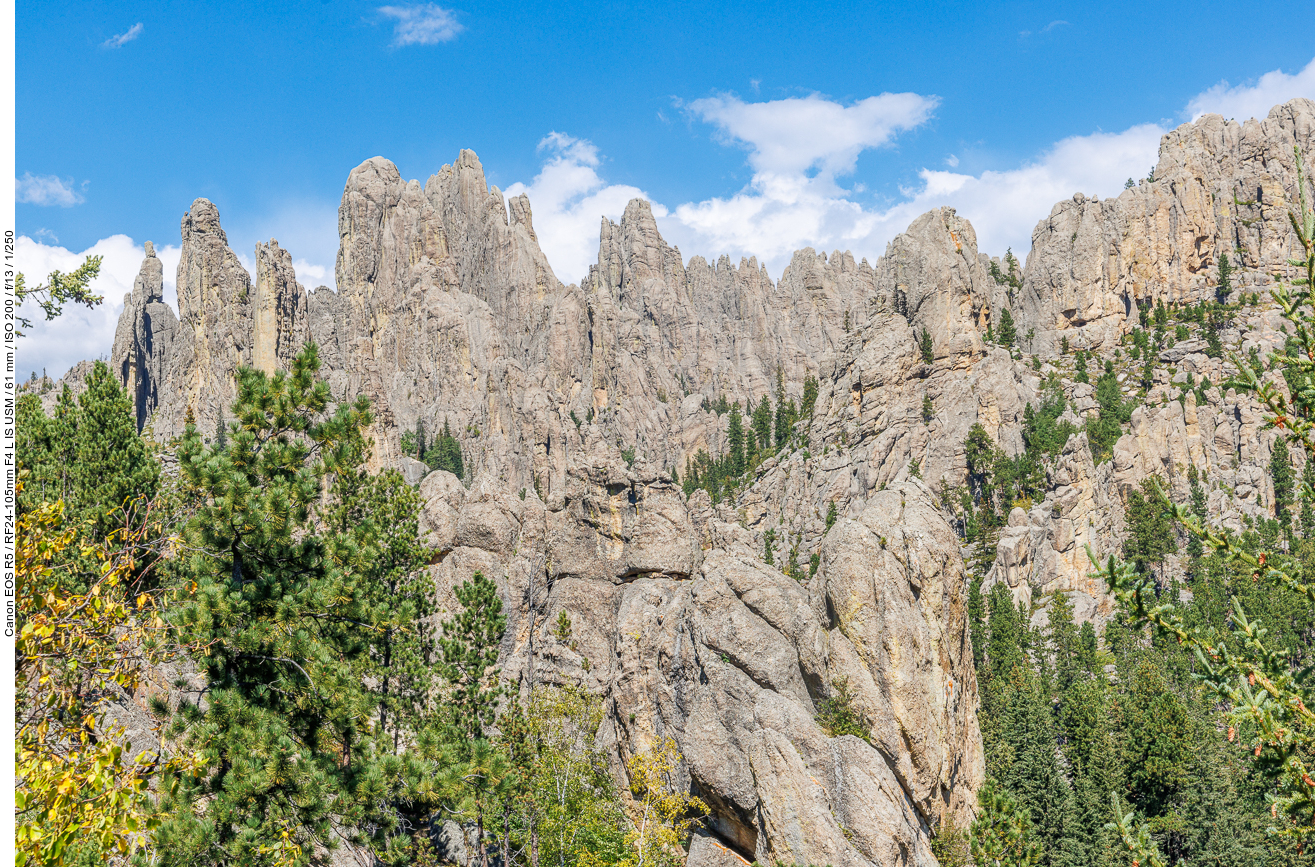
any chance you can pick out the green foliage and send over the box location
[825,500,838,531]
[1271,442,1295,532]
[922,394,935,424]
[425,418,465,479]
[801,375,819,417]
[1121,477,1179,578]
[1085,366,1135,464]
[774,395,798,448]
[15,254,103,337]
[155,343,384,866]
[727,403,746,476]
[16,364,162,595]
[920,328,935,363]
[1217,252,1234,304]
[999,308,1018,347]
[752,395,773,458]
[970,780,1041,867]
[931,821,970,867]
[816,677,869,742]
[497,686,631,867]
[440,571,507,741]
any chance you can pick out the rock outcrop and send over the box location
[1018,98,1315,354]
[419,456,980,866]
[89,97,1315,866]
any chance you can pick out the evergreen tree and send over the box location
[72,362,161,540]
[1216,252,1233,304]
[153,345,383,866]
[439,571,507,741]
[1270,441,1295,532]
[752,395,773,458]
[726,403,746,476]
[326,466,434,749]
[427,418,465,480]
[801,376,819,417]
[970,780,1041,867]
[1122,477,1178,580]
[774,396,797,448]
[1301,456,1315,536]
[920,328,935,363]
[417,418,427,461]
[967,574,986,675]
[999,309,1018,347]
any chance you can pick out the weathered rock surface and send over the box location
[1018,98,1315,354]
[420,460,979,867]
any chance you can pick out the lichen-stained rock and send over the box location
[873,207,997,367]
[1018,98,1315,355]
[818,482,983,828]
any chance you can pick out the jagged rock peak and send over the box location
[1018,97,1315,356]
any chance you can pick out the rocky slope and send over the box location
[81,98,1315,865]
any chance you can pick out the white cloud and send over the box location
[509,58,1312,281]
[1187,57,1315,122]
[503,133,659,284]
[504,115,1162,282]
[17,235,180,382]
[102,23,143,49]
[16,173,84,207]
[378,4,463,46]
[686,92,939,180]
[228,199,340,289]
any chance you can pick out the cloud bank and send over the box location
[509,58,1315,284]
[1187,56,1315,122]
[17,235,180,382]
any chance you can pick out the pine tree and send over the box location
[153,344,382,866]
[801,376,819,417]
[1301,456,1315,536]
[970,780,1041,867]
[73,363,160,546]
[999,309,1018,347]
[727,403,746,476]
[1270,441,1295,533]
[439,571,507,741]
[1122,477,1179,580]
[919,328,935,363]
[774,396,797,448]
[326,466,434,749]
[1216,252,1234,304]
[752,395,773,458]
[427,418,465,480]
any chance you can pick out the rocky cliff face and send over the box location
[1017,98,1315,355]
[92,98,1315,866]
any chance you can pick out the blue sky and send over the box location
[16,0,1315,379]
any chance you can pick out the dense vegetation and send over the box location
[962,152,1315,866]
[14,344,703,867]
